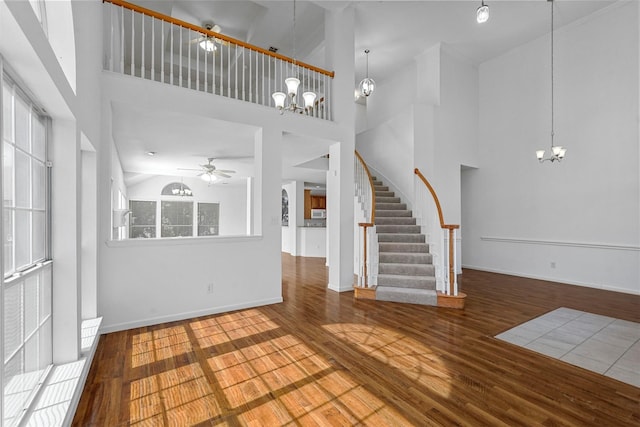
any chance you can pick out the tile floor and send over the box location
[496,307,640,388]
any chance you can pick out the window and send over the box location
[198,203,219,236]
[129,200,156,238]
[161,201,193,237]
[2,75,52,427]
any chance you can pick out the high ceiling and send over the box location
[113,0,617,186]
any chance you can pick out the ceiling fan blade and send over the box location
[177,168,203,171]
[215,169,236,174]
[213,172,232,178]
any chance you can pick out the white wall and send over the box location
[98,55,348,330]
[356,46,479,223]
[463,2,640,294]
[127,175,248,236]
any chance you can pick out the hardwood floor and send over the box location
[73,254,640,426]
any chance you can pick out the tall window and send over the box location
[161,201,193,237]
[129,200,156,238]
[2,75,52,427]
[198,203,219,236]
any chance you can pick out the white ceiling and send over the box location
[113,0,616,186]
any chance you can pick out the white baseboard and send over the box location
[461,264,640,296]
[100,297,284,334]
[327,283,354,293]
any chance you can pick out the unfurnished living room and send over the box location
[0,0,638,426]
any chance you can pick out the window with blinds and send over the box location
[2,75,52,427]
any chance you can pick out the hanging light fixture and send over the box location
[476,1,490,24]
[172,179,193,196]
[536,0,567,163]
[359,49,375,97]
[272,0,317,114]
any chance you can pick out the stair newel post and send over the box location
[359,223,372,288]
[445,225,459,296]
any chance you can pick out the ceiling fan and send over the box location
[189,22,230,52]
[179,158,236,183]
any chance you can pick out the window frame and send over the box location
[1,62,52,427]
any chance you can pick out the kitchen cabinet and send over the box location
[304,190,326,219]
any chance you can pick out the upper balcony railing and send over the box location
[102,0,334,120]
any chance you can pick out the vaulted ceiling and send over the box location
[113,0,616,186]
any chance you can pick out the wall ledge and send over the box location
[461,265,640,296]
[106,234,263,248]
[480,236,640,252]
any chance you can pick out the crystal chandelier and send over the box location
[271,0,317,114]
[536,0,567,163]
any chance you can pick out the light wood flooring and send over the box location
[73,254,640,426]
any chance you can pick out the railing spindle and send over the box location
[130,8,134,76]
[141,13,145,78]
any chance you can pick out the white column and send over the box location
[246,176,254,235]
[51,120,81,363]
[81,147,98,319]
[325,6,356,292]
[290,180,304,256]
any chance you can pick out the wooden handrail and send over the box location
[414,168,459,296]
[104,0,335,78]
[355,151,376,224]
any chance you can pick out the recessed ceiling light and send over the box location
[146,151,157,156]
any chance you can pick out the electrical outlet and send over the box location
[207,283,214,294]
[550,262,556,269]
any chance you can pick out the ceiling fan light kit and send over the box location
[198,23,221,52]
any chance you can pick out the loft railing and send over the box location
[354,151,377,289]
[414,168,459,296]
[102,0,334,120]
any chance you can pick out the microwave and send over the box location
[311,209,326,219]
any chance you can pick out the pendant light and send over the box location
[476,1,490,24]
[536,0,566,163]
[359,49,375,97]
[272,0,317,114]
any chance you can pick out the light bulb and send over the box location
[303,92,316,108]
[285,77,300,96]
[272,92,286,109]
[536,150,545,160]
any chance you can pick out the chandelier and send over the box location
[172,180,192,196]
[272,0,317,114]
[536,0,567,163]
[359,49,375,97]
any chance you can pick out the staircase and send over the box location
[373,177,437,306]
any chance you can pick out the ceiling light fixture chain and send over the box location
[536,0,566,164]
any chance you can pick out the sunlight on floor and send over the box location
[323,323,452,398]
[126,309,414,425]
[130,363,222,426]
[131,326,192,368]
